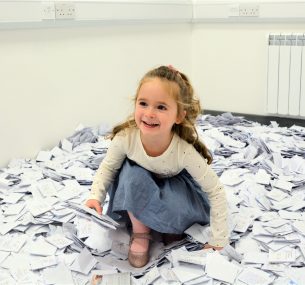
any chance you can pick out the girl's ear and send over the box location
[176,110,186,124]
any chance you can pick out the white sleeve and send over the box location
[88,133,127,203]
[183,146,229,247]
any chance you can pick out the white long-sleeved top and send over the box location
[89,127,229,247]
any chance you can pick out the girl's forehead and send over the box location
[141,77,165,88]
[139,77,178,96]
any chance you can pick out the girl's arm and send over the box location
[184,145,229,249]
[87,132,127,208]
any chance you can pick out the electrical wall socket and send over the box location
[228,4,240,17]
[239,4,259,17]
[55,2,76,19]
[42,2,55,20]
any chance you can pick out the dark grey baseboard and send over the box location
[204,110,305,128]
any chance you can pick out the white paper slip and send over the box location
[171,248,207,266]
[286,267,305,285]
[70,246,97,275]
[271,198,294,211]
[288,200,305,211]
[3,203,25,216]
[0,251,10,264]
[0,276,16,285]
[37,178,59,197]
[69,203,119,227]
[233,215,253,233]
[91,269,118,277]
[26,199,53,217]
[28,237,57,256]
[140,266,160,285]
[42,262,74,284]
[221,244,243,262]
[101,272,131,285]
[0,233,27,253]
[159,267,180,282]
[184,223,210,244]
[261,263,286,273]
[74,216,92,239]
[292,221,305,236]
[172,263,205,284]
[266,241,290,252]
[243,251,268,264]
[46,234,74,249]
[299,242,305,259]
[0,221,21,235]
[65,166,94,181]
[256,195,271,211]
[110,240,129,260]
[56,187,82,201]
[266,189,288,202]
[9,265,33,283]
[237,267,275,285]
[61,139,73,152]
[30,255,57,270]
[269,248,297,263]
[258,211,279,222]
[27,184,44,200]
[2,192,24,204]
[279,210,303,220]
[0,178,11,189]
[21,169,44,181]
[36,150,52,162]
[264,224,293,236]
[52,207,74,218]
[263,219,289,228]
[255,169,271,185]
[53,212,75,224]
[205,252,242,284]
[91,216,117,230]
[273,179,294,192]
[184,275,214,285]
[204,128,246,148]
[220,171,244,186]
[84,222,112,253]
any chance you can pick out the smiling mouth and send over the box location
[142,121,159,127]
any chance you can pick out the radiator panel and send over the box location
[267,34,305,117]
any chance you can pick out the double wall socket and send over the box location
[42,1,76,20]
[239,4,260,17]
[55,2,76,19]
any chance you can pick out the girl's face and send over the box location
[135,78,183,139]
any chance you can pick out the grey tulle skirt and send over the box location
[106,159,210,234]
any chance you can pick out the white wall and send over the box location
[1,20,305,168]
[191,23,305,114]
[0,23,192,167]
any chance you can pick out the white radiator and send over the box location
[267,33,305,117]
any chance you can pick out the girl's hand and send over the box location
[85,199,103,215]
[203,243,223,251]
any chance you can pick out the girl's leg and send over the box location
[128,211,150,252]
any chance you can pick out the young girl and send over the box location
[86,65,229,268]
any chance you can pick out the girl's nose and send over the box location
[146,107,156,117]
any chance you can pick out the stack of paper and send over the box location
[0,114,305,284]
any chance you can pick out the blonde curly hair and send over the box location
[110,65,212,164]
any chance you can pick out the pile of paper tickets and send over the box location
[0,113,304,284]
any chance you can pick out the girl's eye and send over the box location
[139,101,147,107]
[157,105,167,110]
